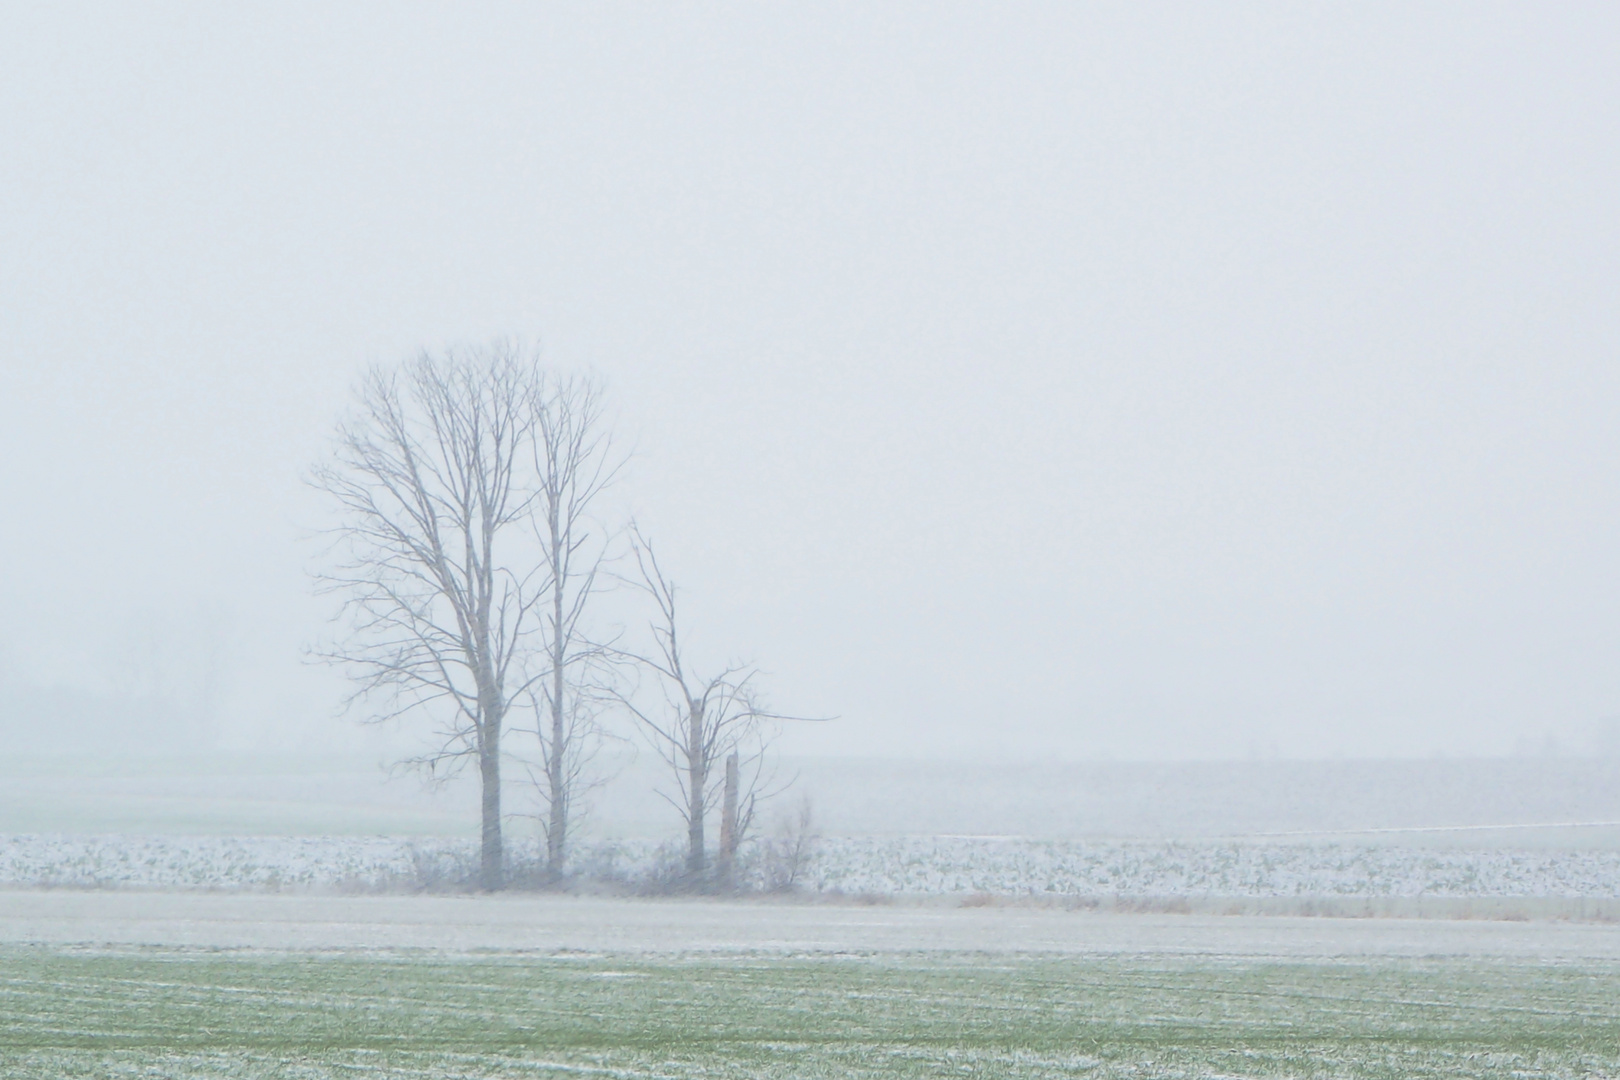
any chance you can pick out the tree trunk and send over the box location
[479,718,503,891]
[686,702,707,876]
[685,773,707,875]
[717,752,739,891]
[544,511,569,885]
[546,689,567,884]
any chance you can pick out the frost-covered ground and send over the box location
[808,836,1620,898]
[10,948,1620,1079]
[5,833,1620,899]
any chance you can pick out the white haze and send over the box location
[2,3,1620,766]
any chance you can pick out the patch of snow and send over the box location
[2,834,1619,898]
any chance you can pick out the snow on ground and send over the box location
[4,833,1620,898]
[806,836,1620,898]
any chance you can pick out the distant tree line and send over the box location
[309,341,809,891]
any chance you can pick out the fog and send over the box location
[4,3,1620,769]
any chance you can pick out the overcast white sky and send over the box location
[2,3,1619,761]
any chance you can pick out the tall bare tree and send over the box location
[310,344,543,891]
[617,527,791,881]
[529,373,622,882]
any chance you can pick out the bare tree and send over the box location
[616,527,794,883]
[528,373,622,882]
[310,344,543,891]
[761,794,819,893]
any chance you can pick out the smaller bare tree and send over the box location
[527,373,624,883]
[761,794,819,893]
[615,527,794,884]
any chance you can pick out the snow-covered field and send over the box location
[5,832,1620,899]
[807,836,1620,898]
[10,928,1620,1079]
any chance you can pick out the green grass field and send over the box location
[3,946,1616,1078]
